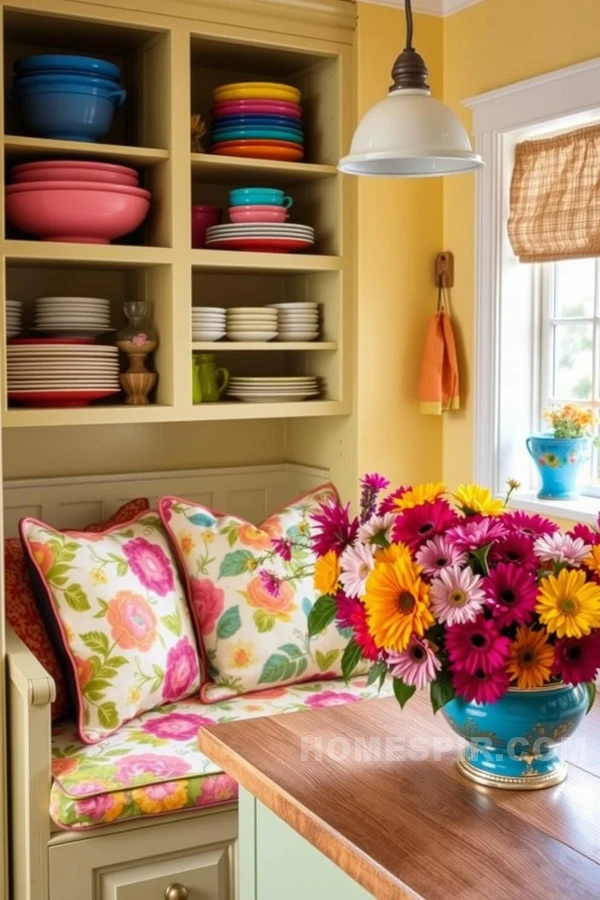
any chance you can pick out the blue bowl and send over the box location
[229,188,293,208]
[15,54,120,81]
[210,126,304,144]
[212,115,304,130]
[11,85,126,141]
[14,72,121,90]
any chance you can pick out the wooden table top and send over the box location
[200,691,600,900]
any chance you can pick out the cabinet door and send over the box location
[99,846,231,900]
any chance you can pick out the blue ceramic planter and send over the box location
[442,684,588,789]
[526,433,591,500]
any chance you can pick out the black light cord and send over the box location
[405,0,414,50]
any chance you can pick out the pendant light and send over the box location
[338,0,483,177]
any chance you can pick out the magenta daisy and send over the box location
[339,541,375,598]
[451,667,510,704]
[259,569,281,598]
[568,523,600,546]
[429,566,486,625]
[503,510,559,538]
[392,499,457,550]
[489,533,537,569]
[552,633,600,685]
[272,537,293,561]
[378,485,411,515]
[415,535,467,577]
[335,590,360,629]
[534,532,591,567]
[357,513,396,547]
[446,617,511,675]
[446,517,508,553]
[387,637,441,689]
[482,562,538,627]
[311,501,359,557]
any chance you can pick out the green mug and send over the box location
[192,353,229,403]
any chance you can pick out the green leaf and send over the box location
[258,653,289,684]
[81,631,110,656]
[216,606,242,640]
[307,595,337,638]
[218,549,255,578]
[585,681,597,714]
[341,639,363,682]
[430,672,455,714]
[109,656,129,669]
[161,608,183,637]
[116,561,128,577]
[97,702,119,730]
[151,663,164,692]
[253,610,276,633]
[470,544,491,577]
[63,542,80,553]
[280,643,304,660]
[296,657,308,678]
[48,563,72,579]
[283,660,297,681]
[316,649,339,672]
[367,661,387,688]
[84,678,111,693]
[393,677,416,710]
[64,584,90,612]
[52,576,68,587]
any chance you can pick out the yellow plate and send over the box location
[213,82,301,104]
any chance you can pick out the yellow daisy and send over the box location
[374,542,412,565]
[584,545,600,579]
[452,484,505,516]
[314,550,340,596]
[536,569,600,639]
[228,641,255,670]
[363,555,434,652]
[393,482,446,511]
[506,626,554,689]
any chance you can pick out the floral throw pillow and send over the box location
[21,511,201,744]
[159,484,354,702]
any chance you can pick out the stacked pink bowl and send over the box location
[6,160,151,244]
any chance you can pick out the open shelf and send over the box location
[191,153,337,186]
[192,342,337,351]
[3,241,172,266]
[190,249,340,273]
[5,136,169,166]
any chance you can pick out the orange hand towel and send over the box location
[419,306,460,415]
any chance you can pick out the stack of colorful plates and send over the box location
[226,307,278,342]
[32,296,113,338]
[192,307,226,341]
[227,376,319,403]
[6,300,22,339]
[267,302,320,342]
[7,339,121,407]
[210,82,304,162]
[206,222,314,254]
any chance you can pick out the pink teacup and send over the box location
[228,205,289,224]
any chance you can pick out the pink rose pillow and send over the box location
[159,485,353,702]
[21,511,201,743]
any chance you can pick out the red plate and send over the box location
[8,337,95,345]
[205,237,313,253]
[8,389,120,407]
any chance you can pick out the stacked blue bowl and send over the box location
[10,54,127,142]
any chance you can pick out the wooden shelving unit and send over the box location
[4,135,169,165]
[190,152,337,186]
[192,342,337,351]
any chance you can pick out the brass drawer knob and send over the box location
[165,884,189,900]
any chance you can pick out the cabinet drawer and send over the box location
[99,845,231,900]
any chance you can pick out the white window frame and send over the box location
[465,57,600,523]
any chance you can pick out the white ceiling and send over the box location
[359,0,484,16]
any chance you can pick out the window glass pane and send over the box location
[553,323,594,399]
[555,258,596,318]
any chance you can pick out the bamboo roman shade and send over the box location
[508,124,600,262]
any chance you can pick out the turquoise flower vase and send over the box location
[526,433,591,500]
[441,684,588,789]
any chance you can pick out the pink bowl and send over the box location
[229,204,288,224]
[11,160,139,187]
[6,181,151,244]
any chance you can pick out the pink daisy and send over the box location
[489,533,537,570]
[272,537,293,561]
[378,485,412,515]
[357,513,396,547]
[446,617,511,675]
[552,633,600,685]
[446,518,508,553]
[259,569,282,598]
[335,591,360,629]
[534,533,591,567]
[387,637,441,689]
[339,541,375,598]
[503,510,558,538]
[311,501,359,557]
[429,566,486,625]
[416,535,467,578]
[392,499,457,550]
[482,562,538,628]
[452,667,511,705]
[568,523,600,546]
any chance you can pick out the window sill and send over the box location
[509,491,599,525]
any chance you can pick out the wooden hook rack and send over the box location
[435,251,454,288]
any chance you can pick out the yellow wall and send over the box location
[356,2,444,487]
[442,0,600,486]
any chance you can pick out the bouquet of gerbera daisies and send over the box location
[261,476,600,713]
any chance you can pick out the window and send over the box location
[539,258,600,496]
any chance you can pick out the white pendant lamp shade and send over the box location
[339,88,483,177]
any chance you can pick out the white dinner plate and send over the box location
[226,332,277,341]
[276,333,319,341]
[192,332,226,341]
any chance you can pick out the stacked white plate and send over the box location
[6,300,22,339]
[267,301,319,342]
[192,307,226,341]
[228,376,319,403]
[206,223,315,254]
[32,296,113,338]
[226,307,278,342]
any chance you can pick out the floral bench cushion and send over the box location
[51,676,393,830]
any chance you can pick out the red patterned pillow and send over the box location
[5,498,150,722]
